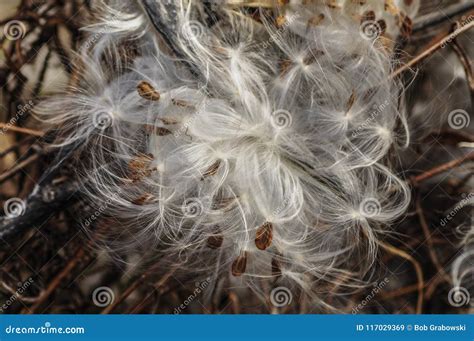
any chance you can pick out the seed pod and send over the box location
[137,81,160,101]
[231,251,247,276]
[207,234,224,249]
[255,222,273,250]
[202,160,221,179]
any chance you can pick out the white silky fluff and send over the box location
[35,0,413,311]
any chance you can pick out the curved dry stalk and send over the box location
[392,21,474,78]
[377,240,424,314]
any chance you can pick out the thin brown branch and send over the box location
[392,21,474,78]
[0,123,45,137]
[100,273,149,314]
[25,246,86,314]
[0,153,40,184]
[415,196,452,284]
[377,240,424,314]
[410,152,474,185]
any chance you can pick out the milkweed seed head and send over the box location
[36,0,418,311]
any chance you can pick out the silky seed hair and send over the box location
[35,0,418,311]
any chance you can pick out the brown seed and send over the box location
[275,15,286,27]
[171,98,193,107]
[279,59,292,76]
[399,14,413,39]
[345,91,356,115]
[231,252,247,276]
[307,13,325,28]
[255,222,273,250]
[377,19,387,34]
[271,258,282,278]
[137,81,160,101]
[128,153,154,181]
[155,127,172,136]
[207,235,224,249]
[202,160,221,179]
[159,117,179,125]
[131,193,154,205]
[144,125,173,136]
[361,10,376,23]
